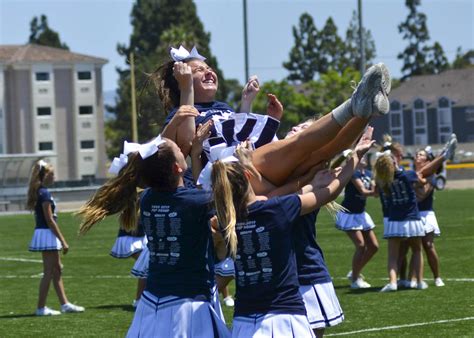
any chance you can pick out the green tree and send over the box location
[344,10,377,71]
[106,0,230,158]
[426,42,449,74]
[29,15,69,50]
[452,47,474,69]
[283,13,319,83]
[317,17,348,75]
[397,0,432,79]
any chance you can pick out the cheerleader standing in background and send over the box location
[110,216,147,306]
[78,137,230,337]
[211,127,375,337]
[335,155,379,289]
[374,148,427,292]
[27,160,84,316]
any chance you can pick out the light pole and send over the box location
[358,0,366,75]
[243,0,249,82]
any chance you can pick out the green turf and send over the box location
[0,189,473,337]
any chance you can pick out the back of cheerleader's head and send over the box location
[374,154,395,194]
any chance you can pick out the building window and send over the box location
[466,107,474,122]
[37,107,52,116]
[389,100,404,144]
[38,88,48,94]
[40,123,50,130]
[77,71,92,80]
[80,140,95,149]
[80,87,90,93]
[438,97,452,143]
[79,106,93,115]
[39,142,53,151]
[412,98,427,145]
[35,72,50,81]
[83,156,93,162]
[81,121,92,129]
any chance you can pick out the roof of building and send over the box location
[390,67,474,108]
[0,44,108,65]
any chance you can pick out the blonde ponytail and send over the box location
[374,155,395,195]
[26,160,53,210]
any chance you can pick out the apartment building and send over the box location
[0,44,108,181]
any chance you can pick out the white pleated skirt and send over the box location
[131,246,149,278]
[126,291,231,338]
[299,282,344,329]
[29,228,62,251]
[215,257,235,277]
[211,284,226,323]
[232,313,315,338]
[383,219,425,238]
[110,235,147,258]
[335,211,375,231]
[420,211,441,236]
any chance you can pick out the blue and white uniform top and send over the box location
[35,186,57,229]
[380,169,421,221]
[341,169,372,214]
[233,194,306,317]
[417,176,436,212]
[293,209,331,286]
[140,187,215,301]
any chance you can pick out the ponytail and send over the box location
[77,154,141,235]
[26,160,52,210]
[211,160,251,258]
[374,155,395,195]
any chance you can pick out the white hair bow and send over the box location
[38,159,48,169]
[375,149,391,159]
[169,45,206,62]
[109,135,167,174]
[198,145,238,191]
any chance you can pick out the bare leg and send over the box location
[252,113,342,186]
[359,230,379,272]
[216,275,234,293]
[346,230,366,282]
[398,240,410,281]
[422,232,440,279]
[289,117,370,180]
[38,251,54,309]
[387,238,401,285]
[50,252,68,305]
[315,328,325,338]
[408,237,424,283]
[136,279,146,300]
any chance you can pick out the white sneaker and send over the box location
[346,270,365,281]
[442,134,457,161]
[132,299,139,308]
[35,306,61,316]
[351,278,371,289]
[223,296,234,307]
[380,283,397,292]
[351,64,383,119]
[435,277,445,287]
[417,281,429,290]
[409,280,417,289]
[61,303,85,313]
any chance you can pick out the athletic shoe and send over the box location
[435,277,445,287]
[346,270,365,281]
[35,306,61,316]
[379,62,392,94]
[397,279,412,288]
[442,134,457,161]
[380,283,397,292]
[409,280,417,289]
[371,63,391,116]
[351,64,383,119]
[132,299,139,308]
[417,281,429,290]
[223,296,235,307]
[351,278,371,289]
[61,303,85,313]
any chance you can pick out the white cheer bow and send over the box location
[38,159,48,169]
[108,135,167,174]
[375,149,391,159]
[197,144,239,191]
[169,45,206,62]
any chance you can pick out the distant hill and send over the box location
[103,90,117,120]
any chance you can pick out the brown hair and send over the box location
[77,141,180,235]
[26,160,53,210]
[374,154,395,195]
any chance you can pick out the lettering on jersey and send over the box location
[235,220,273,286]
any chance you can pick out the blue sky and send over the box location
[1,0,473,92]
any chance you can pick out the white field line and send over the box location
[334,277,474,282]
[326,317,474,336]
[0,275,133,279]
[0,257,42,263]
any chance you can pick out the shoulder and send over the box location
[38,187,52,200]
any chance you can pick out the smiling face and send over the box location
[415,150,429,169]
[187,60,218,103]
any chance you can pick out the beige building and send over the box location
[0,44,108,181]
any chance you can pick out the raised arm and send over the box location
[190,120,213,183]
[240,75,259,113]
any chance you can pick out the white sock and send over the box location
[331,99,353,126]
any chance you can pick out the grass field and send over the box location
[0,189,473,337]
